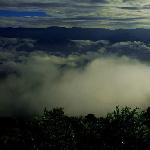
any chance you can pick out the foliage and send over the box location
[1,106,150,150]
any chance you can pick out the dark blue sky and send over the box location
[0,10,47,17]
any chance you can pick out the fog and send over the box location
[1,53,150,116]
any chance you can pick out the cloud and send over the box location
[0,0,150,28]
[1,37,150,62]
[1,39,150,116]
[1,50,150,116]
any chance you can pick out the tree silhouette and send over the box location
[1,106,150,150]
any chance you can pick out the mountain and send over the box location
[0,27,150,43]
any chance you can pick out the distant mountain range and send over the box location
[0,27,150,43]
[1,27,150,64]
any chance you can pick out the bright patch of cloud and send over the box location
[1,39,150,115]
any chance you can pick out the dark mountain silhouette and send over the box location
[0,27,150,43]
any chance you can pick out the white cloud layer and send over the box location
[1,52,150,116]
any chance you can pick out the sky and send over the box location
[0,10,48,17]
[0,0,150,28]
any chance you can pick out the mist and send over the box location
[1,53,150,116]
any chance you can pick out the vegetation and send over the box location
[1,106,150,150]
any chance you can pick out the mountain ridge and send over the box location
[0,27,150,43]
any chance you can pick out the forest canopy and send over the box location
[1,106,150,150]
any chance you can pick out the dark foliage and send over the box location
[1,106,150,150]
